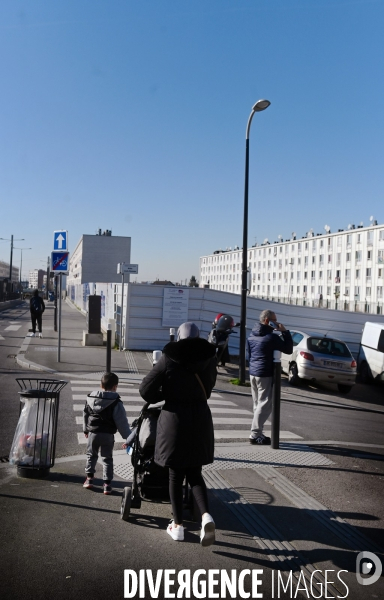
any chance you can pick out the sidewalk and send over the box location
[4,299,383,599]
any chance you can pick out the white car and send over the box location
[281,330,357,394]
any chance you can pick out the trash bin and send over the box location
[9,378,68,478]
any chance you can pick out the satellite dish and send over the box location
[263,238,269,244]
[370,216,374,222]
[278,234,282,240]
[360,221,364,226]
[348,224,352,230]
[324,224,331,233]
[292,232,296,238]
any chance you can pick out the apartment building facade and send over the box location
[28,269,45,289]
[200,222,384,314]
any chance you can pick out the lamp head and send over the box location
[253,99,271,112]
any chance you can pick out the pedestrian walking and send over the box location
[83,372,132,495]
[29,289,45,338]
[139,322,217,545]
[247,309,293,445]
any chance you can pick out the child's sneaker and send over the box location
[103,483,112,495]
[167,521,184,541]
[83,477,93,489]
[200,514,215,547]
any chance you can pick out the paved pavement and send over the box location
[0,299,383,599]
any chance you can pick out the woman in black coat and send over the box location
[139,322,217,545]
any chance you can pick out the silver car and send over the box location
[280,330,357,393]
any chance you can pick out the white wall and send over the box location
[124,284,384,356]
[68,281,384,356]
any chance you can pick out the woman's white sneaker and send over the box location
[167,521,184,541]
[200,514,215,547]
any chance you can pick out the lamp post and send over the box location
[0,235,25,287]
[14,247,32,284]
[239,99,271,384]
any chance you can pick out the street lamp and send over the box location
[0,235,25,284]
[239,99,271,384]
[14,247,32,283]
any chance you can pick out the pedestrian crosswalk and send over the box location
[69,374,302,445]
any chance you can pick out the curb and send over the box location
[16,353,56,373]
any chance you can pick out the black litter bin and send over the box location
[9,379,68,478]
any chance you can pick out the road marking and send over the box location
[70,381,133,386]
[214,430,302,439]
[4,325,21,331]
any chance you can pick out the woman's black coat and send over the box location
[139,337,217,469]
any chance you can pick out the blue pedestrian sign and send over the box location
[51,251,69,273]
[53,230,68,251]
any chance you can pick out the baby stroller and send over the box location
[121,401,169,521]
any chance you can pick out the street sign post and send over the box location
[53,230,70,363]
[117,263,139,275]
[117,263,139,350]
[53,230,68,251]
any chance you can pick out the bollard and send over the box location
[152,350,162,366]
[271,349,281,449]
[170,328,175,342]
[106,324,112,372]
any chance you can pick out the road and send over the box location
[1,302,383,459]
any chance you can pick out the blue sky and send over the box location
[1,0,383,282]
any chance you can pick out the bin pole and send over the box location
[170,328,175,342]
[271,349,281,449]
[58,273,62,362]
[106,323,112,372]
[120,271,124,351]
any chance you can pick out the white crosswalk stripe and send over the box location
[70,373,302,444]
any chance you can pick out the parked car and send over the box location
[280,330,356,393]
[357,322,384,383]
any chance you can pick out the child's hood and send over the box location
[86,390,120,411]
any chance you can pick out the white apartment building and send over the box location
[200,221,384,314]
[29,269,45,289]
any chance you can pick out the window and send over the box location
[378,331,384,353]
[311,270,316,278]
[347,234,351,244]
[366,287,371,296]
[367,250,372,260]
[319,271,323,279]
[291,332,304,346]
[312,240,316,251]
[355,286,360,296]
[320,240,324,248]
[366,268,371,277]
[307,338,351,357]
[305,242,308,250]
[312,256,316,264]
[311,286,315,294]
[377,287,383,299]
[304,272,308,279]
[327,286,331,295]
[379,268,383,278]
[356,251,362,261]
[357,234,361,243]
[356,269,360,278]
[346,253,351,262]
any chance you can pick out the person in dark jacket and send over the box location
[83,372,132,494]
[139,322,217,545]
[247,309,293,445]
[29,289,45,338]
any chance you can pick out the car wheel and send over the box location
[359,361,371,384]
[121,486,132,521]
[337,384,352,394]
[288,363,300,386]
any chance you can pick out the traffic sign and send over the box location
[51,251,69,273]
[117,263,139,274]
[53,230,68,251]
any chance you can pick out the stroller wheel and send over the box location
[121,487,132,521]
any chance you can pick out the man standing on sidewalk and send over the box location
[247,309,293,445]
[29,289,45,338]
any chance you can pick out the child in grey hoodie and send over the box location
[83,372,131,494]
